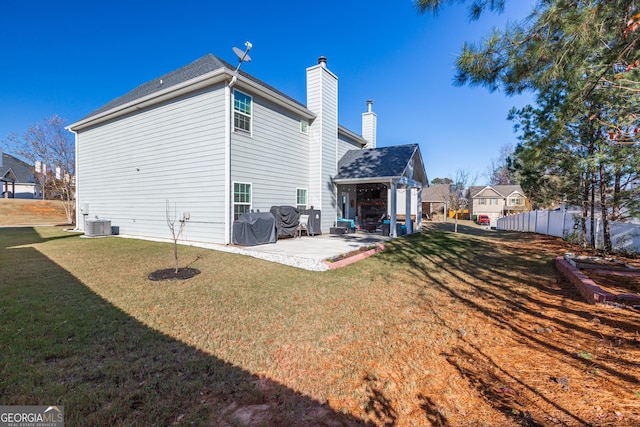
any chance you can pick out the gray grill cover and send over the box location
[270,206,300,237]
[232,212,277,246]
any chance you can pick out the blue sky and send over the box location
[1,0,536,183]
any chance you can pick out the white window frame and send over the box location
[233,182,252,220]
[478,198,486,205]
[233,90,252,135]
[296,188,308,211]
[300,120,308,134]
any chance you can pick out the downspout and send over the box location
[416,186,423,232]
[224,82,231,244]
[68,127,80,230]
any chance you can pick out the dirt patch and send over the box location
[147,268,201,281]
[0,199,69,225]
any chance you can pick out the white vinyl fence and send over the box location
[496,209,640,253]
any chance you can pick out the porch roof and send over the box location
[333,144,427,186]
[1,153,32,183]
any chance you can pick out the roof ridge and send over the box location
[79,52,310,122]
[81,54,233,120]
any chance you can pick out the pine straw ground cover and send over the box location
[1,225,639,426]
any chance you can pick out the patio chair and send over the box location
[297,214,309,238]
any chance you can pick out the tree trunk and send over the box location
[612,170,621,222]
[581,171,589,249]
[590,170,596,249]
[599,157,612,252]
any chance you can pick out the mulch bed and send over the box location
[583,269,640,295]
[148,267,201,281]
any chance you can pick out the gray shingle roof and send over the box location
[469,185,524,198]
[82,53,308,121]
[423,183,451,202]
[335,144,419,181]
[1,153,34,183]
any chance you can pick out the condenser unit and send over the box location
[85,219,112,237]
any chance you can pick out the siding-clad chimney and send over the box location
[306,56,338,232]
[362,100,377,149]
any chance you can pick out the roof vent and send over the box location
[318,56,327,67]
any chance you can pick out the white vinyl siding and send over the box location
[230,94,310,215]
[75,86,227,243]
[307,64,338,232]
[337,132,363,162]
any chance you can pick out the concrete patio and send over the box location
[204,231,393,271]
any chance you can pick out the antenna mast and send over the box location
[229,41,252,87]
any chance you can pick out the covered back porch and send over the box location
[333,144,428,237]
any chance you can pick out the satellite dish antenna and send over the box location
[229,41,252,87]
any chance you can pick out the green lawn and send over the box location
[1,225,638,426]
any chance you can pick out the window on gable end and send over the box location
[233,90,252,134]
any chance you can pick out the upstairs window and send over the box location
[234,90,252,134]
[300,120,308,134]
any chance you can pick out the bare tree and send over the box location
[5,115,75,224]
[166,200,187,274]
[486,143,514,185]
[447,169,475,233]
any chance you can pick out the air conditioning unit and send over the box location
[85,219,112,237]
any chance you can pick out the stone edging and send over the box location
[555,256,640,305]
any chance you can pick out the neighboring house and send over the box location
[68,54,428,244]
[421,183,451,220]
[0,151,38,199]
[468,185,527,223]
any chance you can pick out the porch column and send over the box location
[416,186,423,231]
[389,180,397,237]
[405,185,413,234]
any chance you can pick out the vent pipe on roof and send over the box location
[318,56,327,67]
[367,99,373,113]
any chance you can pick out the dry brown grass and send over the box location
[1,224,639,426]
[0,199,68,225]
